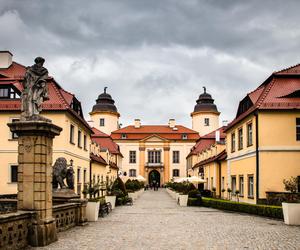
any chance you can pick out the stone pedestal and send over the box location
[8,121,62,247]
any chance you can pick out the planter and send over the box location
[175,192,180,203]
[86,201,100,221]
[105,195,116,209]
[282,202,300,225]
[179,194,188,206]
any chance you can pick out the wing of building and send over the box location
[0,51,94,196]
[223,63,300,204]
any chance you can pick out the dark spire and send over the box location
[193,87,219,113]
[91,87,118,113]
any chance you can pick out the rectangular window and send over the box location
[238,128,243,150]
[204,118,210,126]
[70,124,75,144]
[77,168,81,183]
[211,177,214,189]
[148,150,161,163]
[10,165,18,183]
[296,118,300,141]
[11,118,19,139]
[129,169,136,177]
[231,132,236,152]
[247,123,253,146]
[172,151,180,163]
[248,175,254,198]
[78,130,82,147]
[100,118,105,127]
[231,176,236,193]
[83,135,87,150]
[129,151,136,163]
[173,169,180,177]
[239,175,244,196]
[83,169,87,184]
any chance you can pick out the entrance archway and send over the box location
[149,170,160,187]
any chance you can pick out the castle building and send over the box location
[89,88,223,185]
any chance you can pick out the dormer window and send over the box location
[0,86,20,99]
[70,98,83,117]
[121,133,127,139]
[182,134,188,140]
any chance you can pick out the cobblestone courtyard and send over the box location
[38,190,300,250]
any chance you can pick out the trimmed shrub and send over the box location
[201,189,212,197]
[188,189,201,198]
[201,197,283,219]
[188,198,198,206]
[112,177,127,195]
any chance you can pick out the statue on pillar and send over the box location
[21,57,50,121]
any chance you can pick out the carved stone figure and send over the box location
[21,57,49,121]
[66,166,75,190]
[52,157,68,189]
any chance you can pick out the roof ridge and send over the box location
[255,78,276,108]
[275,63,300,74]
[51,82,70,109]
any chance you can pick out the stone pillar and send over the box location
[8,121,62,247]
[163,146,170,184]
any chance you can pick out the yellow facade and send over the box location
[0,111,91,196]
[89,111,119,135]
[226,111,300,203]
[191,111,220,137]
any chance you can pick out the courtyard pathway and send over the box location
[39,189,300,250]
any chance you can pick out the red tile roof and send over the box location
[111,125,200,140]
[187,127,226,158]
[90,153,107,165]
[192,150,227,169]
[225,64,300,131]
[0,62,92,132]
[91,127,123,156]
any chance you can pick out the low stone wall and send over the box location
[53,203,78,232]
[266,192,300,206]
[0,211,35,249]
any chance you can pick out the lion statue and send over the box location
[52,157,74,189]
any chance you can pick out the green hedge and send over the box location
[201,197,283,219]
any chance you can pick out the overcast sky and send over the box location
[1,0,300,127]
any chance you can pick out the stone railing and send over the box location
[0,199,17,214]
[53,203,77,232]
[0,211,35,249]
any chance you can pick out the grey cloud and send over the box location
[0,0,300,127]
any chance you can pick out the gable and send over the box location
[141,134,168,142]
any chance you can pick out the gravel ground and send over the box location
[35,189,300,250]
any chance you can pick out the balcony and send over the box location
[145,162,164,168]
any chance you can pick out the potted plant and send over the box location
[282,176,300,225]
[227,188,232,200]
[105,182,116,209]
[84,180,101,222]
[221,189,225,199]
[179,183,195,207]
[235,190,240,202]
[212,187,216,198]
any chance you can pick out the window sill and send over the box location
[78,146,82,149]
[238,148,243,151]
[8,139,18,141]
[7,182,17,184]
[239,195,244,197]
[70,142,75,145]
[84,148,88,151]
[247,144,253,147]
[248,196,254,199]
[129,162,137,164]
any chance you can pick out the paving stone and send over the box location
[34,189,300,250]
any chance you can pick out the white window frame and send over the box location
[204,118,210,126]
[100,118,105,127]
[172,151,180,164]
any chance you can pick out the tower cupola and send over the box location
[191,87,220,136]
[90,87,120,135]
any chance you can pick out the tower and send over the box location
[191,87,220,136]
[90,87,120,135]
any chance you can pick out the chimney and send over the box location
[222,120,229,126]
[134,119,141,128]
[169,119,175,128]
[215,130,220,142]
[0,51,13,69]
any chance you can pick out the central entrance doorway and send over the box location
[149,170,160,187]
